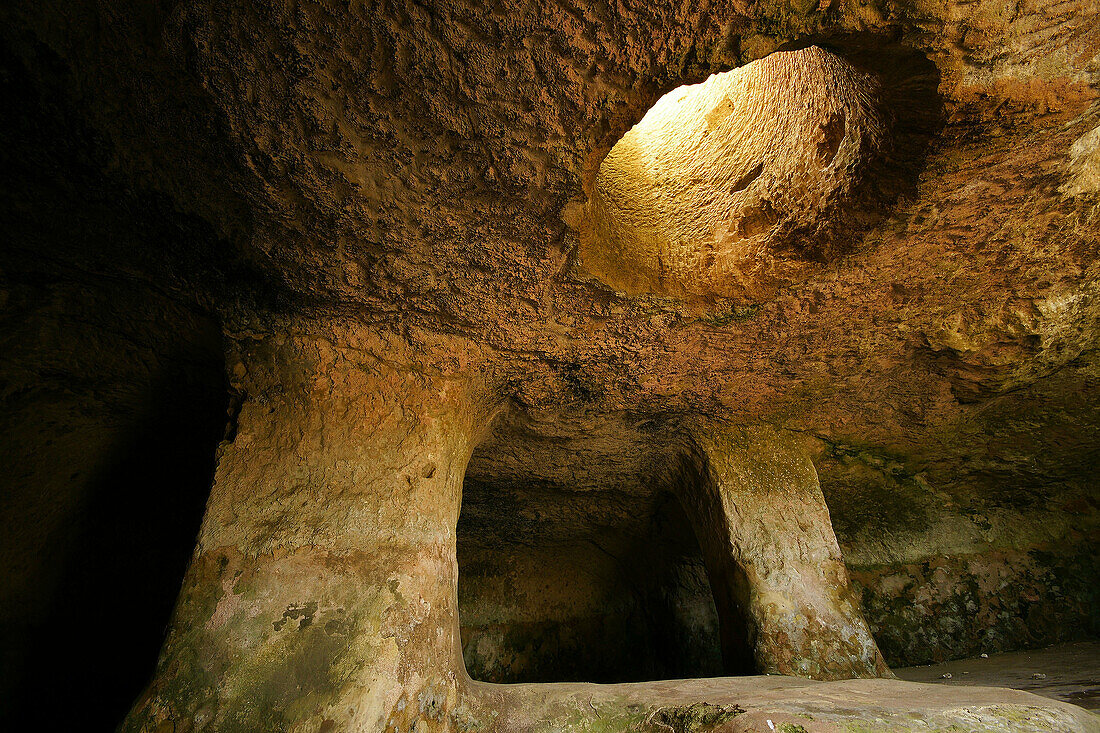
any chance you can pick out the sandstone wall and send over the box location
[0,0,1097,729]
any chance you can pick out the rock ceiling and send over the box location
[3,1,1099,731]
[5,0,1099,498]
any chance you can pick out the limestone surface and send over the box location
[0,0,1098,730]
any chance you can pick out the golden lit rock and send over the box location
[587,46,887,300]
[1,1,1098,731]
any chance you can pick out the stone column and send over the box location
[122,333,490,732]
[682,425,890,680]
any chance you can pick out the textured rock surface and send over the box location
[588,46,888,299]
[118,334,493,732]
[478,676,1100,732]
[682,426,888,680]
[0,0,1098,729]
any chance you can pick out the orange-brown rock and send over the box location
[0,0,1097,730]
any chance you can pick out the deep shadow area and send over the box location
[456,411,725,683]
[458,482,723,683]
[64,364,227,729]
[656,446,758,676]
[0,36,231,731]
[0,345,228,731]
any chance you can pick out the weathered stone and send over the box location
[121,335,493,731]
[0,0,1097,729]
[682,426,889,680]
[587,46,888,300]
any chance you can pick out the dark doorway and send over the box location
[455,411,725,683]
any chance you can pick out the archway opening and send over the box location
[456,410,731,683]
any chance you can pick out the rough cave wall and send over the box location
[456,419,1098,677]
[0,41,230,729]
[811,318,1100,666]
[817,364,1100,665]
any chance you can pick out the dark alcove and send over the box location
[456,410,726,683]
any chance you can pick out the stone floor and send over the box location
[470,643,1100,731]
[896,639,1100,711]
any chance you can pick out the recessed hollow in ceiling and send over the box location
[584,45,890,301]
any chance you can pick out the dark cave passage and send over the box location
[457,485,724,683]
[456,413,729,683]
[0,41,232,726]
[0,295,229,730]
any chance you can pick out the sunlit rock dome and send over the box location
[587,46,887,300]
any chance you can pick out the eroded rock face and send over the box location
[682,426,888,680]
[587,46,888,299]
[122,334,495,732]
[0,0,1098,730]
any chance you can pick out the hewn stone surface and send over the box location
[683,426,889,680]
[120,334,494,732]
[0,0,1098,729]
[478,675,1100,732]
[587,46,888,299]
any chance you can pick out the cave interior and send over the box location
[0,1,1098,732]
